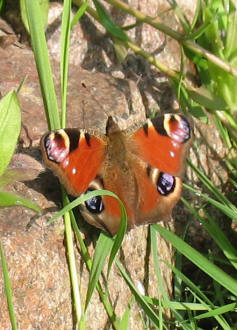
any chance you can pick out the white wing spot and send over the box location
[64,159,69,167]
[170,151,175,158]
[172,141,178,148]
[72,168,77,175]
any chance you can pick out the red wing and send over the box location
[133,163,182,225]
[41,129,106,196]
[129,114,192,176]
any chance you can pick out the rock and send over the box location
[0,37,173,329]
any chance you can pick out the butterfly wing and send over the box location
[128,114,192,224]
[41,128,106,196]
[130,114,192,176]
[41,114,192,234]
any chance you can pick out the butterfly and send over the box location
[41,113,193,235]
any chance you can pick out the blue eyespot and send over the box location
[84,189,104,214]
[157,172,175,196]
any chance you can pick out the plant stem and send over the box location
[73,0,237,78]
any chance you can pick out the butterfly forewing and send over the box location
[41,128,106,196]
[129,114,192,176]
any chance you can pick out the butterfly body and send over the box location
[41,114,192,235]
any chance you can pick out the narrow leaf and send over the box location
[24,0,60,130]
[152,224,237,297]
[0,191,41,213]
[0,91,21,177]
[0,242,18,330]
[93,0,130,41]
[85,232,113,310]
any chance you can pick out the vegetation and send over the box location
[1,0,237,328]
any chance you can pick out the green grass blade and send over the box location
[152,224,237,297]
[107,202,127,279]
[60,0,71,128]
[0,191,41,213]
[24,0,60,130]
[68,204,120,328]
[150,225,170,300]
[47,190,121,224]
[119,297,134,329]
[93,0,130,41]
[63,209,82,323]
[194,302,237,321]
[0,91,21,177]
[72,222,120,328]
[150,225,195,330]
[85,232,113,310]
[71,0,90,29]
[182,198,237,271]
[184,183,237,219]
[0,242,18,330]
[201,211,237,270]
[186,161,236,210]
[20,0,49,33]
[0,0,4,13]
[161,259,231,328]
[116,259,161,328]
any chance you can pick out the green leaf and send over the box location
[63,209,82,323]
[0,0,4,13]
[93,0,130,41]
[0,91,21,177]
[116,259,161,328]
[20,0,49,33]
[224,5,237,61]
[119,297,134,329]
[0,242,18,330]
[161,259,231,328]
[152,224,237,297]
[107,201,127,279]
[0,191,41,213]
[189,105,208,123]
[188,86,227,110]
[70,0,90,30]
[85,232,113,310]
[24,0,60,130]
[48,189,121,224]
[194,302,237,320]
[60,0,72,128]
[113,38,129,63]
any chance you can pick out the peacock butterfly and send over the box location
[41,114,193,235]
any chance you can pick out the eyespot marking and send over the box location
[84,188,104,214]
[157,172,175,196]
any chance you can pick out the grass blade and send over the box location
[107,200,127,279]
[71,0,90,29]
[24,0,60,130]
[0,191,41,213]
[47,190,121,224]
[93,0,130,41]
[194,302,237,321]
[60,0,71,128]
[63,209,82,323]
[0,91,21,177]
[116,259,163,328]
[0,242,18,330]
[152,224,237,297]
[85,232,113,310]
[182,198,237,271]
[184,183,237,220]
